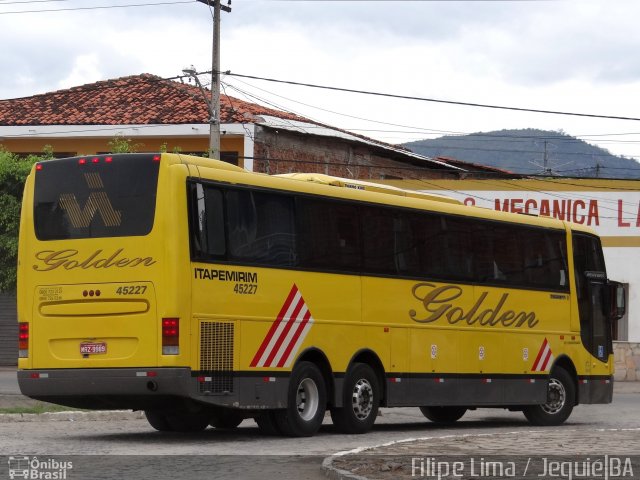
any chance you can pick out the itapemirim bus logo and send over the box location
[7,456,72,479]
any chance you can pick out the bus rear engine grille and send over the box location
[199,321,234,394]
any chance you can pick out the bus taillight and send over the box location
[18,323,29,358]
[162,318,179,355]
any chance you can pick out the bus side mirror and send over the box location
[610,281,626,321]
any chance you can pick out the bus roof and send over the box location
[276,173,462,205]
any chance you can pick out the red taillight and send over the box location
[18,322,29,358]
[78,158,86,165]
[162,318,179,355]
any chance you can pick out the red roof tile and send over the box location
[0,73,308,126]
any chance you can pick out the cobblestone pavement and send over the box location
[324,383,640,480]
[325,428,640,479]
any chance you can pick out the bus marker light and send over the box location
[105,156,113,163]
[78,158,86,165]
[153,155,161,162]
[92,157,99,164]
[36,164,43,171]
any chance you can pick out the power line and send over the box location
[0,0,191,14]
[221,71,640,122]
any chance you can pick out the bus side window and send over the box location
[226,190,296,267]
[190,183,226,259]
[297,198,360,271]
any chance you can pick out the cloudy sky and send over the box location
[3,0,640,165]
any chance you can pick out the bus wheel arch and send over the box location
[331,362,381,434]
[523,364,576,426]
[275,360,327,437]
[552,355,579,405]
[295,347,335,408]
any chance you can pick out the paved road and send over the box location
[2,369,639,480]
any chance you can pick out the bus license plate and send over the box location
[80,342,107,355]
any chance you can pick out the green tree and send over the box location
[107,135,143,153]
[0,148,49,292]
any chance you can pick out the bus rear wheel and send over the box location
[165,411,211,432]
[275,361,326,437]
[210,409,244,429]
[523,367,575,426]
[331,363,380,434]
[144,410,173,432]
[255,411,282,435]
[419,406,467,424]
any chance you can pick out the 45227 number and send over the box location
[234,283,257,295]
[116,285,147,295]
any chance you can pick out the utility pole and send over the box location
[542,140,550,175]
[196,0,231,159]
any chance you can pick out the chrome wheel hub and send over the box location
[542,378,566,415]
[351,379,374,420]
[296,378,319,421]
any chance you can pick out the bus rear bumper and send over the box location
[17,368,289,411]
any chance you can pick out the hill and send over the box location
[403,129,640,178]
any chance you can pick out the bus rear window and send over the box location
[33,154,160,240]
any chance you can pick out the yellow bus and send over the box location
[17,153,625,436]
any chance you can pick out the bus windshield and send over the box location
[33,154,160,240]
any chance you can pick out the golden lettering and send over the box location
[410,282,539,329]
[33,249,156,272]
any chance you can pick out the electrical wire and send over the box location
[220,71,640,122]
[0,0,192,14]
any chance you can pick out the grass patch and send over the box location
[0,403,81,414]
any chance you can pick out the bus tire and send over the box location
[523,367,575,426]
[330,363,380,434]
[144,410,173,432]
[165,411,211,432]
[255,411,282,435]
[210,410,244,429]
[275,361,326,437]
[419,406,467,424]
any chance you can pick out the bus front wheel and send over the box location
[419,406,467,424]
[523,367,575,426]
[331,363,380,434]
[275,361,327,437]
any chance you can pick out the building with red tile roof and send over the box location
[0,73,509,178]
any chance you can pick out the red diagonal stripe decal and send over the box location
[249,284,298,367]
[263,294,305,367]
[277,309,312,368]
